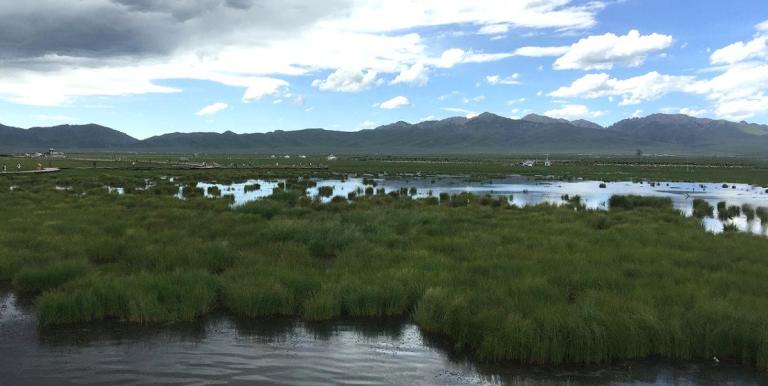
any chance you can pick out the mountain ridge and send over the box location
[1,113,767,155]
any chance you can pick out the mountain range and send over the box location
[2,113,767,155]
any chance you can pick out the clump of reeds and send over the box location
[609,195,673,210]
[13,259,89,295]
[207,186,222,197]
[182,184,205,197]
[742,204,756,221]
[36,270,218,325]
[244,183,261,192]
[692,198,714,218]
[757,207,768,223]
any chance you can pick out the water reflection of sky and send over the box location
[196,179,284,202]
[192,177,768,236]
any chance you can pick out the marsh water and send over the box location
[2,293,766,385]
[190,176,768,235]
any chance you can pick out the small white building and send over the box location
[544,154,552,167]
[326,154,338,161]
[520,160,535,167]
[46,148,66,158]
[283,155,291,159]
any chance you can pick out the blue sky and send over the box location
[1,0,767,139]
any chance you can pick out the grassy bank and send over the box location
[2,172,768,371]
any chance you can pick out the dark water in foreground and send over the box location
[2,293,767,385]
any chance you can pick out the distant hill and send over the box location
[608,114,768,152]
[1,113,767,155]
[0,123,139,151]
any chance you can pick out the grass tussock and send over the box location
[36,270,218,325]
[318,186,334,197]
[742,204,756,221]
[692,199,714,219]
[244,183,261,192]
[757,207,768,223]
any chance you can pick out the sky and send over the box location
[1,0,767,139]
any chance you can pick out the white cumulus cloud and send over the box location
[486,73,521,85]
[549,72,694,106]
[710,35,768,65]
[196,102,229,116]
[242,78,289,102]
[687,64,768,119]
[0,0,600,106]
[757,19,768,32]
[553,30,673,70]
[377,95,410,109]
[512,46,570,57]
[432,48,513,69]
[390,63,429,86]
[544,104,605,120]
[312,69,381,93]
[358,120,379,130]
[660,107,707,117]
[478,24,510,35]
[442,107,478,118]
[712,96,768,121]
